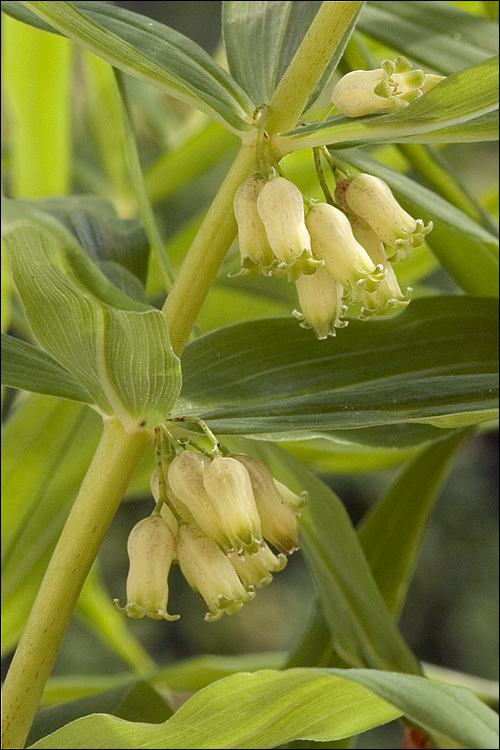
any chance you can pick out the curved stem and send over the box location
[1,419,152,750]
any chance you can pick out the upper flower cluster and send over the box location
[233,170,431,339]
[331,56,444,118]
[115,449,307,622]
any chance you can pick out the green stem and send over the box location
[162,144,255,353]
[265,1,363,138]
[1,419,152,750]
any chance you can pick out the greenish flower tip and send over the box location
[343,173,433,262]
[331,56,444,117]
[115,448,306,622]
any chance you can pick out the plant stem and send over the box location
[161,144,255,353]
[0,419,152,750]
[265,1,363,138]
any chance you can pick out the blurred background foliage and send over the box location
[1,1,498,747]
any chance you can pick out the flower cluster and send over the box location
[114,450,307,622]
[234,169,431,339]
[331,56,444,118]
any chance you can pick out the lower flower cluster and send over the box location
[114,450,307,622]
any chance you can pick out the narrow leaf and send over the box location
[11,1,255,133]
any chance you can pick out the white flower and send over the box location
[114,516,179,621]
[176,524,254,621]
[233,176,274,274]
[345,173,433,262]
[305,203,386,302]
[228,543,287,589]
[294,263,348,339]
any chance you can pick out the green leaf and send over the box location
[1,334,93,404]
[3,218,181,431]
[357,429,472,618]
[29,669,499,750]
[358,1,498,75]
[240,439,420,674]
[29,668,402,749]
[334,148,499,297]
[28,681,173,747]
[176,297,499,437]
[280,57,499,151]
[6,1,255,133]
[222,2,362,111]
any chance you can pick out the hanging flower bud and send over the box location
[344,174,433,262]
[176,524,254,621]
[114,516,179,621]
[331,56,444,118]
[203,455,263,554]
[305,203,386,302]
[256,177,321,279]
[167,451,231,550]
[229,543,287,589]
[235,454,301,555]
[233,176,274,275]
[350,217,412,320]
[294,263,348,339]
[273,479,309,513]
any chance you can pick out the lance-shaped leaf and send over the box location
[278,57,499,152]
[3,217,181,432]
[358,0,498,75]
[29,668,499,750]
[3,1,254,133]
[175,297,499,437]
[222,1,363,111]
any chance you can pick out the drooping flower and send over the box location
[343,173,433,262]
[114,516,179,621]
[256,177,321,279]
[294,262,348,339]
[350,217,412,320]
[167,451,231,550]
[305,203,386,302]
[273,479,309,513]
[176,524,254,621]
[233,176,274,275]
[331,56,444,118]
[235,454,302,555]
[202,455,264,554]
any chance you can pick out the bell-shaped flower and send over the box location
[305,203,386,302]
[228,542,287,589]
[167,451,231,550]
[331,56,444,118]
[235,454,301,555]
[294,262,348,339]
[344,173,433,262]
[203,455,264,554]
[176,524,254,621]
[233,176,275,275]
[256,177,321,279]
[114,516,179,621]
[350,217,412,320]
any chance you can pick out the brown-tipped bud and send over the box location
[233,176,274,273]
[176,524,254,621]
[114,516,179,621]
[203,456,263,554]
[305,203,386,302]
[257,177,312,266]
[235,454,301,555]
[345,174,432,262]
